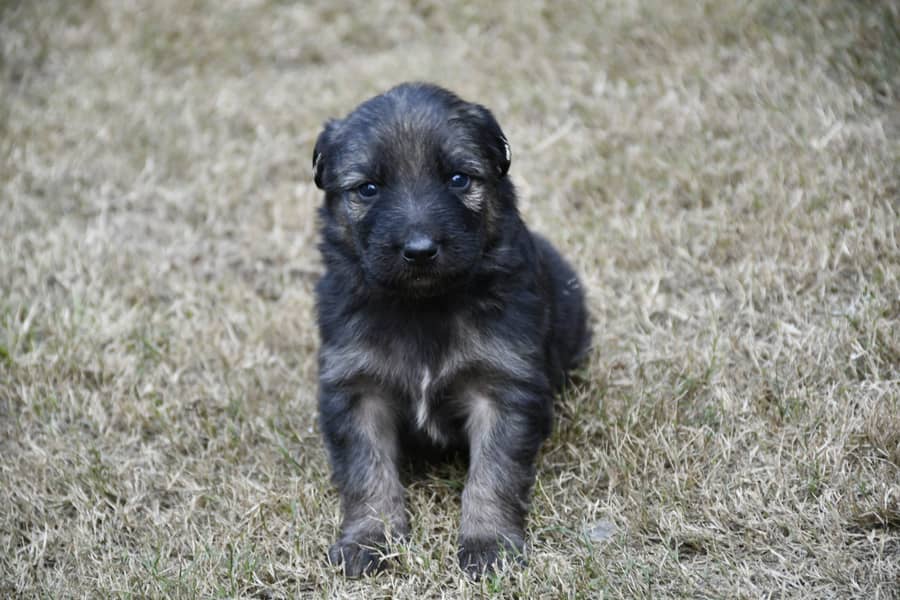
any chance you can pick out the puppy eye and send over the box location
[356,182,379,199]
[449,173,470,190]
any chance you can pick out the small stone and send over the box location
[585,519,617,542]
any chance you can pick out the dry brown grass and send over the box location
[2,0,899,597]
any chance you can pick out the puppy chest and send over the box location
[404,363,469,446]
[412,367,444,442]
[320,322,525,444]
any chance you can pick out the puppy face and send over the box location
[313,84,511,297]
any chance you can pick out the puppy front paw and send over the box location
[458,536,524,579]
[328,538,388,578]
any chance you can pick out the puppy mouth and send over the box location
[407,272,441,289]
[368,264,469,297]
[398,270,457,294]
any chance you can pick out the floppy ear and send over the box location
[469,104,511,177]
[312,119,338,189]
[497,132,511,176]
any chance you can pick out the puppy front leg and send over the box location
[319,384,407,577]
[458,390,551,577]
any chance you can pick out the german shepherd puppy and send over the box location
[312,83,589,578]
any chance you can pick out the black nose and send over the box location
[401,235,439,264]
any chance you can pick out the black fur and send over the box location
[313,83,589,578]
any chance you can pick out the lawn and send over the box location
[1,0,898,597]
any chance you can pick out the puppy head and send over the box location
[313,83,512,297]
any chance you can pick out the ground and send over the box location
[1,0,898,598]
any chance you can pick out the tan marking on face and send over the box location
[344,196,371,221]
[460,181,486,212]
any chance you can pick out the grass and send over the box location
[1,0,898,597]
